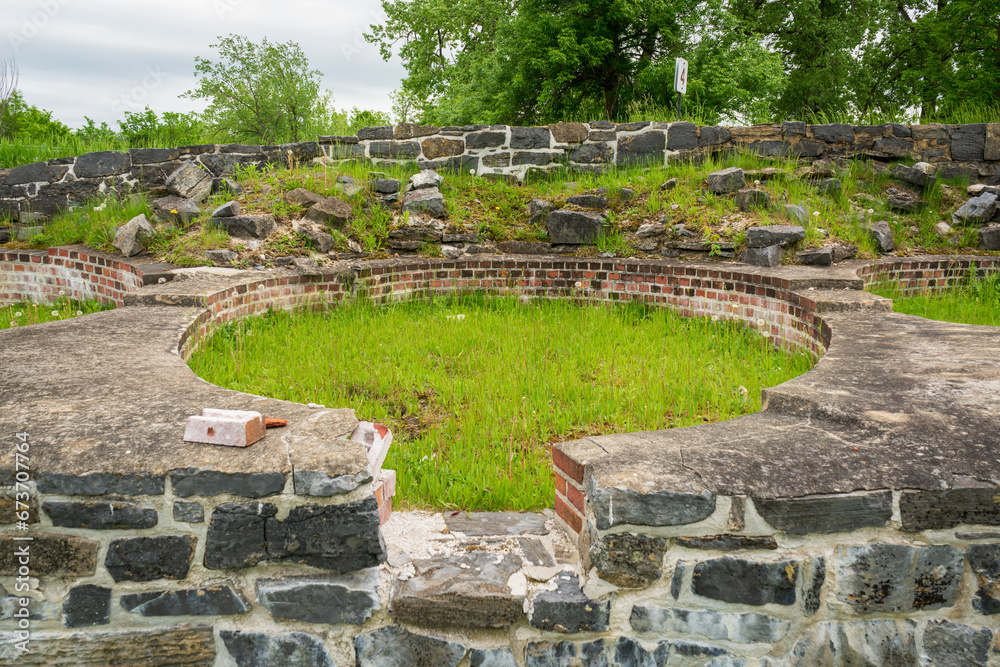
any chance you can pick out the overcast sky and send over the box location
[1,0,406,129]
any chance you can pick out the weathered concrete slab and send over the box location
[443,511,548,536]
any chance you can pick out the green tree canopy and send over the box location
[183,34,331,143]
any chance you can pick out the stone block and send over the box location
[402,187,447,219]
[183,408,265,447]
[129,147,179,164]
[833,543,962,613]
[754,491,893,534]
[782,121,806,137]
[667,122,699,150]
[0,533,98,577]
[4,161,61,185]
[369,141,421,159]
[481,152,511,168]
[210,214,277,238]
[746,225,804,248]
[676,535,777,550]
[470,648,519,667]
[868,220,895,253]
[529,573,610,633]
[630,605,790,643]
[736,188,770,212]
[698,125,731,147]
[35,472,164,495]
[113,214,154,257]
[967,544,1000,614]
[355,626,466,667]
[221,630,335,667]
[121,584,250,616]
[358,126,394,140]
[75,150,130,178]
[389,552,524,628]
[980,224,1000,250]
[394,123,439,139]
[953,192,999,226]
[165,161,213,202]
[305,198,352,228]
[588,130,617,142]
[526,639,617,667]
[466,131,506,149]
[43,501,158,530]
[590,485,716,530]
[293,470,371,496]
[871,136,914,157]
[790,620,917,666]
[985,123,1000,161]
[886,188,924,213]
[892,162,936,189]
[152,195,200,224]
[923,619,992,666]
[548,122,588,143]
[170,467,285,498]
[173,501,204,523]
[590,532,667,588]
[511,126,551,149]
[257,569,380,624]
[211,200,239,218]
[444,511,547,536]
[810,123,854,143]
[498,240,551,254]
[692,557,799,606]
[293,220,335,252]
[0,626,216,665]
[570,142,614,164]
[62,585,112,627]
[802,556,826,616]
[546,209,606,244]
[798,247,833,266]
[567,194,607,209]
[790,140,826,157]
[271,498,385,572]
[741,245,782,267]
[204,501,276,569]
[617,131,666,167]
[105,535,197,582]
[707,167,745,194]
[952,123,987,161]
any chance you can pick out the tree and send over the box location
[183,34,329,144]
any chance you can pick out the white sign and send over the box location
[674,58,688,95]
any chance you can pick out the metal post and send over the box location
[676,91,682,121]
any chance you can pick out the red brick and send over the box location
[565,483,586,513]
[555,494,583,533]
[552,448,585,484]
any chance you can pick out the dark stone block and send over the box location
[466,131,507,149]
[923,620,992,666]
[121,584,250,616]
[530,573,610,633]
[256,569,380,624]
[513,151,558,166]
[692,557,799,606]
[617,131,666,167]
[888,123,911,137]
[667,122,698,150]
[630,605,791,643]
[358,126,394,141]
[790,140,826,157]
[36,472,164,496]
[282,141,321,161]
[871,136,914,157]
[354,625,466,667]
[0,533,98,577]
[617,121,651,131]
[369,141,421,159]
[589,130,617,142]
[268,498,386,572]
[511,126,551,150]
[105,535,196,582]
[222,630,336,667]
[900,488,1000,531]
[177,143,217,155]
[567,194,606,209]
[74,151,130,178]
[570,143,614,164]
[782,121,806,137]
[220,144,261,154]
[747,140,791,157]
[811,123,854,143]
[421,137,465,160]
[590,486,716,529]
[676,534,777,550]
[43,501,158,530]
[62,585,111,627]
[173,501,204,523]
[169,468,285,498]
[671,561,686,599]
[546,209,607,244]
[741,245,782,267]
[952,123,987,161]
[589,120,615,129]
[698,125,731,147]
[754,491,892,534]
[526,639,611,667]
[327,143,366,159]
[482,152,511,167]
[590,532,667,588]
[802,557,826,616]
[129,148,179,164]
[4,161,59,185]
[833,543,962,613]
[611,637,671,665]
[967,544,1000,614]
[204,502,276,569]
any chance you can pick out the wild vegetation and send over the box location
[870,270,1000,327]
[189,293,815,510]
[0,297,114,330]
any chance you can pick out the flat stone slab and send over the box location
[443,511,548,536]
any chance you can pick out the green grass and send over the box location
[869,271,1000,327]
[1,297,114,330]
[189,293,815,511]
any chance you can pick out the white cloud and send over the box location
[1,0,404,128]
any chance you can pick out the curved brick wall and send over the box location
[858,255,1000,295]
[0,246,143,307]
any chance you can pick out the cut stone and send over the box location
[676,534,777,550]
[590,486,716,530]
[867,220,895,253]
[268,498,386,572]
[790,620,917,666]
[204,501,276,569]
[75,150,130,178]
[511,126,551,150]
[741,245,782,267]
[35,472,164,496]
[966,544,1000,614]
[62,585,112,628]
[183,408,265,447]
[104,535,197,582]
[210,214,277,238]
[152,195,201,224]
[636,222,666,238]
[670,561,686,599]
[833,543,963,613]
[257,568,380,624]
[170,467,285,498]
[43,501,158,530]
[630,605,790,643]
[529,573,611,633]
[221,630,335,667]
[570,143,614,164]
[667,122,699,150]
[355,625,466,667]
[546,209,606,244]
[120,583,250,616]
[0,533,98,577]
[306,197,353,228]
[923,620,992,666]
[691,557,799,606]
[443,511,547,536]
[113,214,155,257]
[389,552,524,628]
[589,532,667,588]
[706,167,745,194]
[466,131,506,149]
[952,123,986,161]
[753,491,893,534]
[886,188,925,213]
[526,639,617,667]
[802,556,826,616]
[617,131,666,167]
[293,470,371,497]
[548,122,589,144]
[173,501,204,523]
[953,191,999,226]
[421,138,465,160]
[980,224,1000,250]
[745,225,805,248]
[395,123,439,139]
[798,247,833,266]
[0,626,216,665]
[165,161,213,202]
[892,162,936,189]
[403,187,447,219]
[205,249,237,265]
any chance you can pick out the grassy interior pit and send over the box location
[189,293,815,511]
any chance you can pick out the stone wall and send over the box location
[2,253,999,665]
[1,121,998,224]
[0,247,143,307]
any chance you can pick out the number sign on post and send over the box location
[674,57,688,120]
